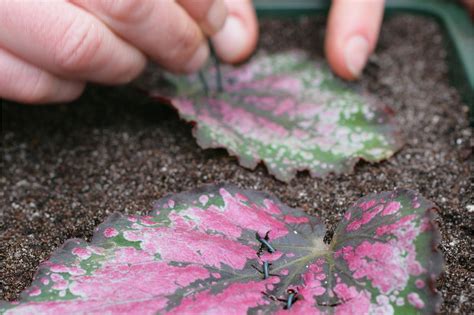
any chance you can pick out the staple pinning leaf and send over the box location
[143,51,403,181]
[1,185,442,314]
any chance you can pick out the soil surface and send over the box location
[1,15,472,313]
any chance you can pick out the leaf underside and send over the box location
[1,185,442,314]
[143,51,403,182]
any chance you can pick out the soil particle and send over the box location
[1,15,472,313]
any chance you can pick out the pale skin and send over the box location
[0,0,384,104]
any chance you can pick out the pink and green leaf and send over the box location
[1,185,441,314]
[143,51,403,181]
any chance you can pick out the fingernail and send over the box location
[212,16,247,63]
[184,42,209,73]
[204,0,227,34]
[344,35,369,78]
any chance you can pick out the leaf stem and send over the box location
[209,40,223,92]
[198,71,209,95]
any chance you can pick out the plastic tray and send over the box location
[254,0,474,123]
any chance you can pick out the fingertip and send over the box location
[325,0,384,80]
[109,48,147,84]
[55,81,86,103]
[325,36,357,81]
[27,79,86,104]
[327,35,370,80]
[211,0,258,63]
[212,17,249,63]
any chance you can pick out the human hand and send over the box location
[0,0,384,105]
[0,0,257,104]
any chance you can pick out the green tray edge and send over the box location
[254,0,474,123]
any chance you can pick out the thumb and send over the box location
[325,0,385,80]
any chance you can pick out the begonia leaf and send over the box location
[0,185,441,314]
[143,51,403,181]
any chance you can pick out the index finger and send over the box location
[72,0,210,73]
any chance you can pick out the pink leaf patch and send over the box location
[0,185,441,314]
[140,51,403,182]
